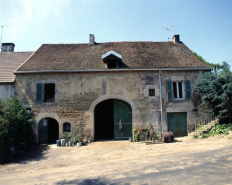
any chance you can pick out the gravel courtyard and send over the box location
[0,136,232,184]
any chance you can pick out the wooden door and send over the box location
[38,119,48,143]
[114,100,132,139]
[168,113,187,136]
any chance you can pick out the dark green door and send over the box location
[38,119,48,143]
[114,100,132,139]
[168,113,187,136]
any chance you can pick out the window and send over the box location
[149,89,155,96]
[63,122,71,132]
[106,59,121,69]
[166,80,191,100]
[36,83,55,103]
[107,59,117,68]
[173,82,183,99]
[102,50,123,69]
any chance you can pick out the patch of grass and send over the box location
[201,133,209,139]
[193,134,199,139]
[196,123,205,131]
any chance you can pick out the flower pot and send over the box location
[77,142,82,147]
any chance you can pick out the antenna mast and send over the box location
[160,26,174,41]
[0,25,13,49]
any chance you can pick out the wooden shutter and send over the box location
[185,80,191,100]
[166,80,173,100]
[36,83,43,103]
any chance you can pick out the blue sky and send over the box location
[0,0,231,66]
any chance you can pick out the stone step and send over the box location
[188,119,219,138]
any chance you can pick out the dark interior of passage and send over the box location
[47,118,59,143]
[94,100,114,140]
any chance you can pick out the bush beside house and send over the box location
[0,96,34,163]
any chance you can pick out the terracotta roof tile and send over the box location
[0,52,34,82]
[17,42,210,71]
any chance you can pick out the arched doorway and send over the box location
[94,99,132,140]
[38,118,59,144]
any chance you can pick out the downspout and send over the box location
[159,69,163,133]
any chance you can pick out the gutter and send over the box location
[14,68,212,74]
[159,69,163,134]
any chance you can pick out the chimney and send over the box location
[172,35,180,44]
[89,34,95,46]
[1,43,15,52]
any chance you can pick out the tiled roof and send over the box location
[0,52,34,82]
[17,41,210,71]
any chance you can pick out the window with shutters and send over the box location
[173,82,183,99]
[167,80,191,100]
[36,83,56,103]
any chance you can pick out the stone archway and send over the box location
[38,117,59,144]
[94,99,132,140]
[86,94,136,141]
[35,113,61,143]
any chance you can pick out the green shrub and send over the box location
[193,134,198,139]
[140,135,145,141]
[201,133,208,139]
[210,124,227,134]
[69,132,82,145]
[134,133,140,141]
[0,96,34,163]
[224,129,229,135]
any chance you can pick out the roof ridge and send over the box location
[41,41,173,45]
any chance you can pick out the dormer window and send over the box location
[102,50,122,69]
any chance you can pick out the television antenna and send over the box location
[160,26,174,41]
[0,25,13,49]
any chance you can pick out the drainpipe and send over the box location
[159,69,163,133]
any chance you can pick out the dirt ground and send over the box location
[0,135,231,176]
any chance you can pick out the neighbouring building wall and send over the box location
[15,70,202,142]
[0,83,15,101]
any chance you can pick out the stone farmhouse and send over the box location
[14,34,211,143]
[0,43,33,100]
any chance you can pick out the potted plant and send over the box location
[135,133,140,142]
[152,135,156,142]
[140,135,145,141]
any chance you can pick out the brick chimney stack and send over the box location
[172,35,180,44]
[1,43,15,52]
[89,34,95,46]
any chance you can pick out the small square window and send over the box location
[63,122,71,133]
[149,89,155,96]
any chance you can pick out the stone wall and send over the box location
[0,83,15,101]
[15,70,202,142]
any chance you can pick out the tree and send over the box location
[193,52,230,75]
[0,96,34,163]
[193,52,232,118]
[194,70,232,118]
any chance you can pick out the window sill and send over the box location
[42,102,56,106]
[173,99,186,102]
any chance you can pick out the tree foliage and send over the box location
[193,52,230,75]
[194,71,232,117]
[193,52,232,118]
[0,96,34,163]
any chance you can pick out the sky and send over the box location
[0,0,231,67]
